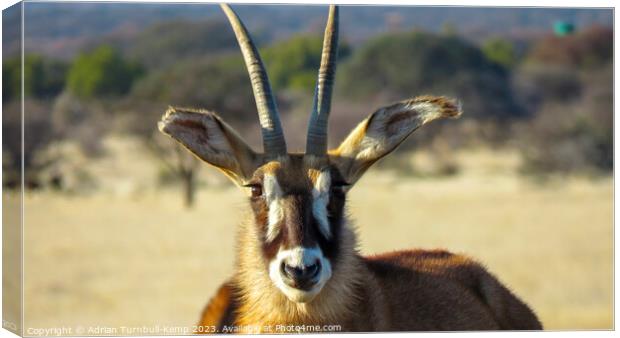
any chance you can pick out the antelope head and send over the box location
[159,4,461,304]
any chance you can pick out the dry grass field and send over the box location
[4,143,613,334]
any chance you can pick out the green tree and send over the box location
[67,45,143,98]
[482,38,517,68]
[2,57,19,101]
[339,31,522,120]
[262,35,351,91]
[3,54,67,101]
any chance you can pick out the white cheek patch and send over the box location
[312,171,331,239]
[264,174,284,242]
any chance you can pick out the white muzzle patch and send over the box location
[269,246,332,303]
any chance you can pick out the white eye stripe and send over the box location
[313,170,331,195]
[263,174,282,201]
[266,199,284,242]
[264,175,284,242]
[312,171,331,239]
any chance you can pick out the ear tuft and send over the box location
[402,95,463,122]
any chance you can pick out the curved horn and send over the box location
[306,5,339,156]
[221,4,287,156]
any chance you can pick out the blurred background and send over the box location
[2,1,613,333]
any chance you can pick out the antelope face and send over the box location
[158,4,462,305]
[244,156,347,302]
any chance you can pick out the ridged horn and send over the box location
[306,5,339,156]
[221,3,287,156]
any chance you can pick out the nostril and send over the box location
[306,261,320,279]
[284,264,302,279]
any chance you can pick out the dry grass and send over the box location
[5,146,612,333]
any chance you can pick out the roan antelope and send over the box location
[158,4,542,332]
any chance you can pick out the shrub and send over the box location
[526,26,612,69]
[482,38,518,69]
[67,45,143,98]
[262,35,351,91]
[3,54,67,101]
[518,65,612,174]
[338,31,523,120]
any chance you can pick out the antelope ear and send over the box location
[329,96,462,185]
[158,107,262,186]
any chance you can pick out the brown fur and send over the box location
[196,281,238,332]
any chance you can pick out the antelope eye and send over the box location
[250,185,263,197]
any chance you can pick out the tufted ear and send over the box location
[158,107,262,186]
[329,96,462,185]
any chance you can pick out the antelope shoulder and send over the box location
[364,249,542,330]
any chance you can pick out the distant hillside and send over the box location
[3,2,613,59]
